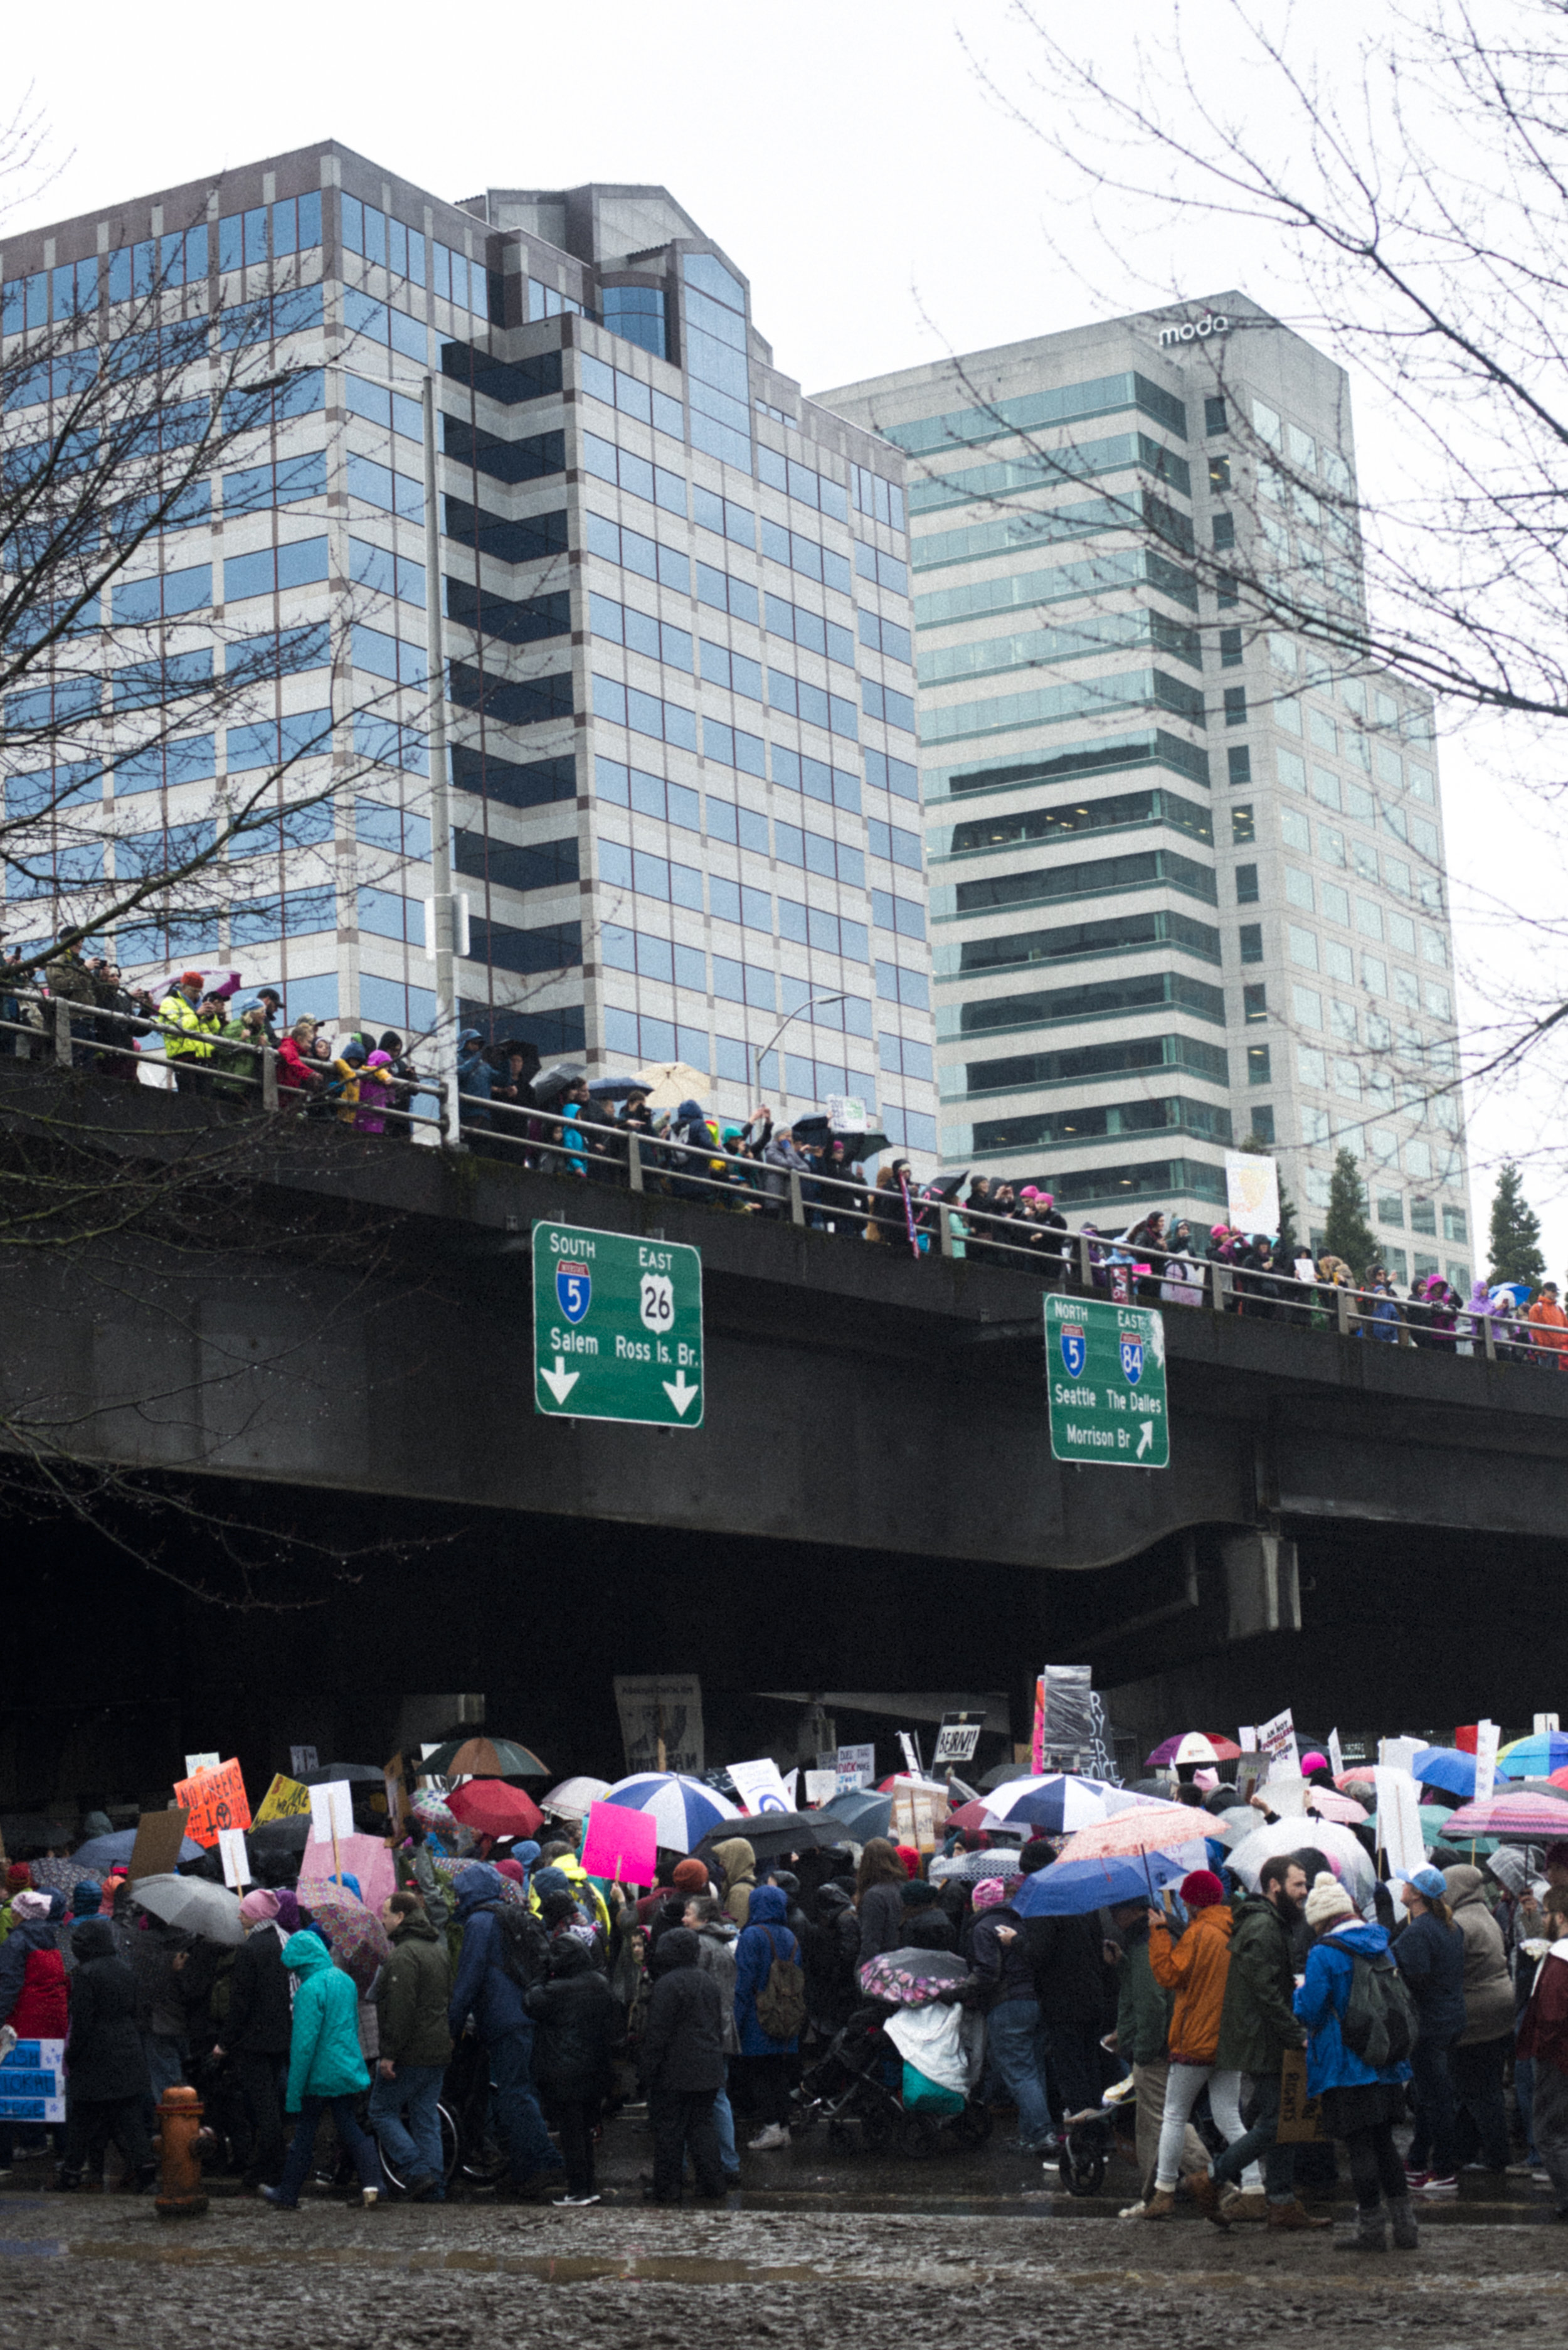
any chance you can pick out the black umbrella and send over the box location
[587,1075,645,1101]
[296,1763,385,1786]
[696,1811,850,1862]
[789,1114,891,1159]
[925,1171,969,1200]
[977,1763,1034,1793]
[248,1817,312,1854]
[531,1064,584,1104]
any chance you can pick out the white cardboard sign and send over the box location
[308,1779,354,1844]
[216,1827,250,1891]
[727,1757,792,1816]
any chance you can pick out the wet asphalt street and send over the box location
[1,2116,1565,2349]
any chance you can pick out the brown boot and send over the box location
[1187,2171,1230,2227]
[1267,2198,1334,2231]
[1136,2189,1177,2220]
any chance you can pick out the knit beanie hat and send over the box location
[671,1858,709,1892]
[972,1878,1008,1911]
[1180,1869,1226,1910]
[894,1845,921,1880]
[70,1879,102,1916]
[240,1888,280,1927]
[10,1890,50,1922]
[5,1864,31,1893]
[1305,1869,1355,1930]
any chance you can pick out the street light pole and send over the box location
[421,372,460,1143]
[753,992,847,1113]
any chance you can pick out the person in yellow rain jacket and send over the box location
[157,972,222,1093]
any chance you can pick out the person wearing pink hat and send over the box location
[213,1888,291,2189]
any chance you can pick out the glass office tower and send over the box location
[0,147,937,1154]
[820,296,1471,1283]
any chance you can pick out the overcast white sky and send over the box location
[5,0,1561,1272]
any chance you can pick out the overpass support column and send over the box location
[1222,1531,1301,1641]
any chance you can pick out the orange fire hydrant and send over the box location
[154,2084,208,2220]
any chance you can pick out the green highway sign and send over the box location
[532,1221,704,1428]
[1044,1294,1169,1469]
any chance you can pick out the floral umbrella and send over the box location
[1054,1802,1200,1862]
[300,1882,391,1994]
[857,1947,970,2007]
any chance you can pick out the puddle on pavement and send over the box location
[0,2240,63,2258]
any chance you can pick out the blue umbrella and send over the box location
[1411,1747,1477,1800]
[1012,1841,1207,1916]
[1499,1733,1568,1779]
[985,1774,1111,1835]
[818,1789,894,1841]
[72,1827,205,1870]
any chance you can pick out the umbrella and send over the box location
[446,1780,544,1840]
[602,1773,739,1854]
[130,1873,243,1945]
[1054,1802,1201,1863]
[1550,1768,1568,1791]
[697,1811,849,1862]
[421,1736,549,1781]
[1306,1789,1369,1826]
[543,1776,612,1819]
[1227,1819,1375,1903]
[876,1772,949,1797]
[301,1882,391,1992]
[633,1060,709,1109]
[857,1947,970,2007]
[72,1827,205,1869]
[983,1775,1113,1836]
[818,1789,893,1842]
[1014,1842,1207,1917]
[1145,1733,1242,1768]
[930,1849,1025,1883]
[924,1171,969,1201]
[586,1075,643,1101]
[1337,1772,1375,1794]
[530,1063,585,1103]
[788,1114,892,1159]
[945,1799,997,1835]
[297,1764,386,1787]
[1411,1747,1478,1800]
[1441,1790,1568,1842]
[1209,1807,1260,1848]
[1499,1733,1568,1779]
[248,1817,312,1854]
[977,1762,1035,1793]
[28,1858,94,1901]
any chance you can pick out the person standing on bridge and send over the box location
[157,972,221,1095]
[1527,1282,1568,1365]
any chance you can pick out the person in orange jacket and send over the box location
[1527,1282,1568,1364]
[1140,1871,1251,2222]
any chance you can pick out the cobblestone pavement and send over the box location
[1,2115,1564,2350]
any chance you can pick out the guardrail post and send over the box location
[1336,1285,1352,1337]
[788,1169,804,1226]
[1213,1263,1232,1313]
[1483,1316,1496,1363]
[1077,1234,1093,1289]
[939,1204,953,1257]
[1398,1311,1414,1348]
[262,1046,278,1113]
[627,1132,644,1193]
[52,997,72,1067]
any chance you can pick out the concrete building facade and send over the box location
[820,295,1471,1283]
[0,146,937,1154]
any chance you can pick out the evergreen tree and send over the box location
[1488,1161,1545,1287]
[1323,1148,1377,1276]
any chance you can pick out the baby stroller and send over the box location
[1056,2067,1136,2197]
[790,1948,993,2159]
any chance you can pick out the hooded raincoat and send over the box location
[282,1930,371,2110]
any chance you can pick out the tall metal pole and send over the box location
[753,992,847,1112]
[421,373,460,1142]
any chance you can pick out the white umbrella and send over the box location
[603,1772,739,1853]
[543,1775,612,1820]
[130,1873,243,1945]
[1227,1817,1375,1904]
[633,1061,711,1110]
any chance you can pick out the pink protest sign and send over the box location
[298,1831,396,1915]
[580,1800,658,1887]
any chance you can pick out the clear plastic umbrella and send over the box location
[1227,1817,1375,1903]
[129,1873,243,1945]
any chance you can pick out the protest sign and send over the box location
[1327,1729,1345,1779]
[835,1743,875,1791]
[1379,1735,1426,1773]
[1277,2048,1327,2142]
[1474,1719,1500,1808]
[580,1800,658,1887]
[1536,1713,1561,1735]
[184,1752,220,1777]
[803,1770,838,1807]
[897,1731,923,1778]
[309,1780,354,1846]
[613,1674,703,1776]
[1238,1726,1258,1750]
[890,1785,918,1848]
[1257,1708,1298,1770]
[383,1755,408,1837]
[1264,1770,1308,1816]
[216,1827,250,1891]
[173,1760,251,1849]
[1226,1149,1280,1236]
[911,1790,938,1851]
[934,1713,983,1767]
[1374,1767,1426,1878]
[254,1773,311,1824]
[0,2039,65,2123]
[825,1094,867,1132]
[289,1746,319,1777]
[128,1809,189,1883]
[728,1757,792,1815]
[299,1831,395,1913]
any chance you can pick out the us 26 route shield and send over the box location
[532,1221,704,1428]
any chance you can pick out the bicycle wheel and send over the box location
[378,2103,460,2195]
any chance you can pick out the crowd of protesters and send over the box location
[2,1748,1567,2247]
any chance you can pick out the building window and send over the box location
[1212,513,1236,551]
[1232,805,1256,844]
[1209,454,1232,491]
[1243,983,1268,1022]
[1247,1105,1276,1144]
[1223,686,1248,726]
[1235,864,1259,903]
[1247,1043,1272,1085]
[1377,1193,1404,1226]
[1411,1197,1437,1236]
[1441,1203,1468,1244]
[1220,628,1243,667]
[1205,395,1228,437]
[1239,923,1263,964]
[1217,572,1239,607]
[1227,745,1252,786]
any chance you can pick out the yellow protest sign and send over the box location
[254,1772,312,1824]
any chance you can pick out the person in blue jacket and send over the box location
[262,1931,381,2211]
[1294,1872,1417,2252]
[733,1883,798,2151]
[447,1863,563,2199]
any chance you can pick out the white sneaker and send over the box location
[361,2187,380,2208]
[747,2124,788,2151]
[553,2193,601,2206]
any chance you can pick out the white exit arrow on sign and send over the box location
[662,1371,699,1416]
[540,1357,581,1406]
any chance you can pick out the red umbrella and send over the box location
[1145,1733,1243,1768]
[946,1799,995,1834]
[447,1778,544,1839]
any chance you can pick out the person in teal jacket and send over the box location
[262,1930,381,2210]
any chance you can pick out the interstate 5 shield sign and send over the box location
[1044,1294,1169,1468]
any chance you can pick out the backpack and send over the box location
[485,1902,551,1992]
[752,1926,806,2043]
[1340,1948,1418,2070]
